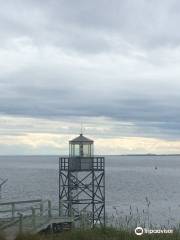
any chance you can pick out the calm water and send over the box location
[0,155,180,227]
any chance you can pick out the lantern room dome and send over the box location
[69,134,93,144]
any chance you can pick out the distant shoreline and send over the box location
[106,154,180,156]
[0,154,180,157]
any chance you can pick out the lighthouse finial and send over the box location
[80,122,83,135]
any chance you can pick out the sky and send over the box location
[0,0,180,154]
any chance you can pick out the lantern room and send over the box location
[69,134,94,157]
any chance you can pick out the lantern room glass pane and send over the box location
[74,144,80,156]
[83,144,89,157]
[91,145,93,155]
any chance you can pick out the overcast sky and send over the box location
[0,0,180,154]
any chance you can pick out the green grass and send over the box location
[13,228,180,240]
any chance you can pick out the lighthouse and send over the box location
[59,133,105,227]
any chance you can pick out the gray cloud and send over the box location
[0,0,180,141]
[1,0,180,51]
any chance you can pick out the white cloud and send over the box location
[0,115,179,154]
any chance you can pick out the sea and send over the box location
[0,155,180,228]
